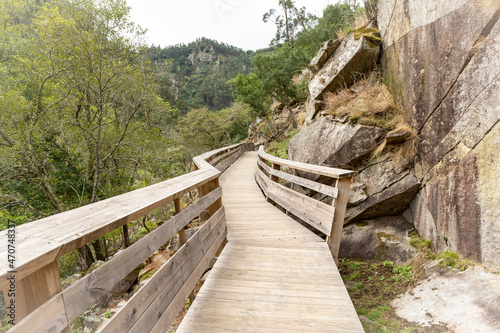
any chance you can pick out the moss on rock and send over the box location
[354,26,382,47]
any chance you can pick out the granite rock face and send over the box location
[309,39,340,73]
[345,156,420,223]
[288,118,385,169]
[309,31,380,102]
[378,0,500,267]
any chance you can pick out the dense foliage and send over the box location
[147,38,253,115]
[0,0,252,273]
[0,0,364,276]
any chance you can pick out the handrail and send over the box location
[258,146,355,179]
[0,142,253,333]
[256,145,353,262]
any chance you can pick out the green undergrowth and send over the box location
[339,231,474,332]
[265,128,300,160]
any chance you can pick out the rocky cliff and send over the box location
[379,0,500,267]
[283,0,499,268]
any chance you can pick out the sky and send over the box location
[125,0,338,51]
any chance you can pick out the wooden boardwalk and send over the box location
[177,151,364,332]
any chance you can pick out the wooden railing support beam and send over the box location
[174,198,194,302]
[15,261,70,332]
[327,178,351,266]
[266,163,280,205]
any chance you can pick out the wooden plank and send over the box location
[97,207,226,333]
[7,294,69,333]
[148,228,228,333]
[15,261,64,321]
[0,168,219,286]
[193,143,243,171]
[175,150,363,332]
[256,168,334,235]
[125,218,227,333]
[62,187,222,322]
[257,159,338,198]
[327,178,352,264]
[259,146,354,179]
[210,146,240,166]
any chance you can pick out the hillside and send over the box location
[147,38,255,114]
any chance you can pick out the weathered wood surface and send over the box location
[62,188,222,322]
[257,159,339,197]
[0,168,219,290]
[176,151,363,333]
[97,207,227,333]
[1,143,249,332]
[259,146,355,179]
[255,167,334,235]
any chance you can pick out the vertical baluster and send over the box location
[327,177,352,266]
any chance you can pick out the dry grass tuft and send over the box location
[324,88,355,111]
[322,78,398,130]
[296,111,307,127]
[371,139,387,159]
[320,72,419,164]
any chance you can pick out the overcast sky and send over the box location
[125,0,338,51]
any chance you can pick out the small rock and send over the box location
[348,182,368,207]
[339,216,415,264]
[200,270,211,282]
[386,128,413,144]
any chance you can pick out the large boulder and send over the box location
[345,155,420,223]
[339,216,416,264]
[309,39,340,73]
[379,0,500,268]
[308,26,381,102]
[288,117,385,170]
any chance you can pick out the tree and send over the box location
[295,2,358,58]
[263,0,317,45]
[229,43,308,134]
[175,103,252,153]
[227,73,267,117]
[0,0,168,268]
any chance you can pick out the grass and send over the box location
[265,128,300,160]
[322,75,407,132]
[437,251,472,271]
[339,232,459,332]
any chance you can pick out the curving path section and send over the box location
[176,151,364,332]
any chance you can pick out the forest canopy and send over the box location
[0,0,251,231]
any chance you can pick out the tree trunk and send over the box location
[78,245,95,272]
[123,224,131,248]
[91,238,106,261]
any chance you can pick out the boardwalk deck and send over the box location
[176,151,364,332]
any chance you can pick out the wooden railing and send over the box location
[255,145,354,262]
[0,142,253,333]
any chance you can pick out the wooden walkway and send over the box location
[177,151,364,332]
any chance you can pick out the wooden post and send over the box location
[267,163,280,204]
[327,178,351,266]
[199,178,222,217]
[194,178,223,303]
[173,197,193,303]
[15,261,70,332]
[286,169,297,216]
